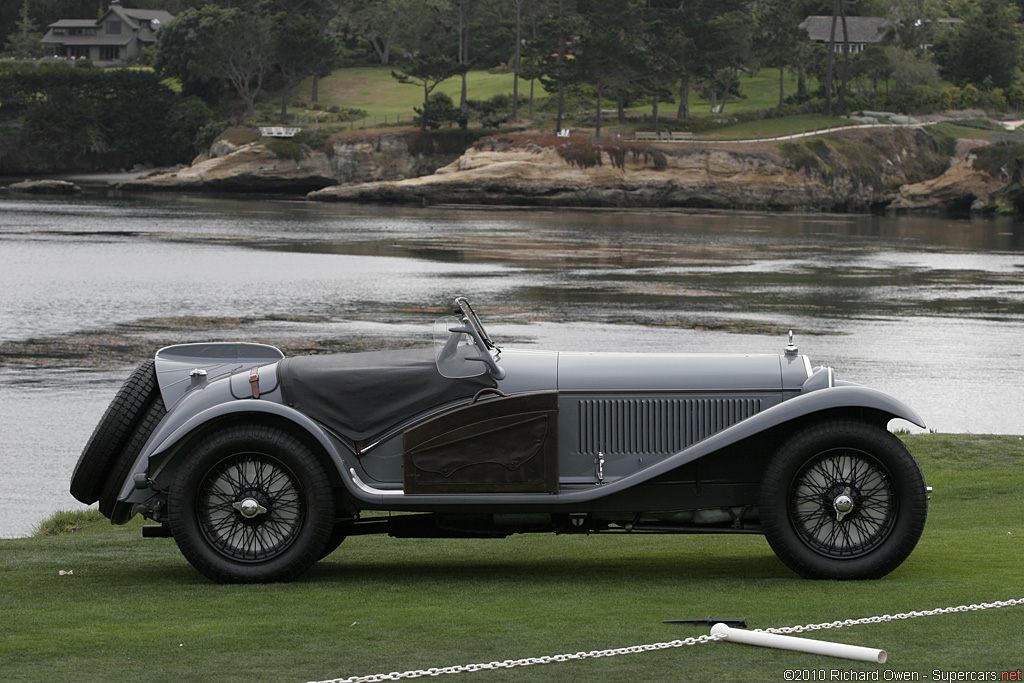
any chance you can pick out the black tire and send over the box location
[98,395,166,520]
[759,419,928,580]
[167,424,335,583]
[70,360,160,505]
[318,524,347,560]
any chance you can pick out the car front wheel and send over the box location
[168,424,334,583]
[759,419,928,580]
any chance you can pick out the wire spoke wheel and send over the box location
[759,420,928,580]
[789,449,895,559]
[169,424,334,583]
[198,453,305,563]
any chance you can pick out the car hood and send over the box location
[554,351,808,392]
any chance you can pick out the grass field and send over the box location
[2,434,1021,682]
[298,66,522,123]
[295,66,810,132]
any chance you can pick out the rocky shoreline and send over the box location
[82,128,1017,215]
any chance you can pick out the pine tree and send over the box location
[5,0,42,59]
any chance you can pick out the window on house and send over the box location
[106,20,121,34]
[100,46,120,60]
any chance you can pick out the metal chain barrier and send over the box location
[308,598,1024,683]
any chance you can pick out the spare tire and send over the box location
[99,394,166,520]
[70,360,160,505]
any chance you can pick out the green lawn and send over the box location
[3,434,1021,682]
[294,66,820,132]
[297,66,520,122]
[694,114,856,141]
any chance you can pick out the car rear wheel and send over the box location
[70,360,160,506]
[318,524,347,560]
[168,424,334,583]
[759,419,927,580]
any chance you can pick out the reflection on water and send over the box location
[2,191,1023,537]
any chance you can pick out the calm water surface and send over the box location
[2,191,1023,538]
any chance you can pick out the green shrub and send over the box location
[414,91,468,130]
[262,136,305,161]
[33,509,105,536]
[218,126,260,146]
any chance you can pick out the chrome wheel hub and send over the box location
[833,487,855,522]
[197,453,304,563]
[233,497,267,519]
[790,449,896,559]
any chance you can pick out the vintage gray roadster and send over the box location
[71,298,929,583]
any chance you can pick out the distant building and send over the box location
[40,1,173,62]
[800,15,964,53]
[799,16,890,53]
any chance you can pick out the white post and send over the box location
[710,624,887,664]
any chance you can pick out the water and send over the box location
[2,190,1023,538]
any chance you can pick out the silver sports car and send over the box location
[71,298,929,583]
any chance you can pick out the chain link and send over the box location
[309,598,1024,683]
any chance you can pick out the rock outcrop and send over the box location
[118,143,336,193]
[118,134,463,193]
[6,179,81,194]
[308,129,955,212]
[889,140,1001,213]
[115,126,1014,214]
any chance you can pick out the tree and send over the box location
[624,5,680,132]
[273,11,340,121]
[885,45,937,92]
[690,3,755,115]
[342,0,413,66]
[530,1,580,134]
[511,0,526,121]
[155,6,274,118]
[755,0,802,108]
[4,0,42,59]
[882,0,944,51]
[448,0,480,112]
[824,0,851,116]
[576,0,635,137]
[516,1,552,119]
[932,0,1024,90]
[857,43,893,97]
[391,54,470,131]
[274,0,346,103]
[415,91,468,129]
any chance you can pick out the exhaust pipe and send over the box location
[142,524,173,538]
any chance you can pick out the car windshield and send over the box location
[434,316,487,378]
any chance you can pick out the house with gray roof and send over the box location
[799,16,890,53]
[40,1,173,62]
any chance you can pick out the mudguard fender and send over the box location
[120,400,355,505]
[582,384,926,497]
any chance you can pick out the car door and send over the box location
[402,392,559,494]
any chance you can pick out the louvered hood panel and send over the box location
[577,397,762,456]
[556,353,792,468]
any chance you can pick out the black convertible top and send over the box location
[279,348,495,441]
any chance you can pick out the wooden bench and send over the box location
[670,131,697,140]
[635,131,659,141]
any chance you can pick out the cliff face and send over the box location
[308,129,961,212]
[889,140,1000,213]
[117,134,462,193]
[115,127,1009,214]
